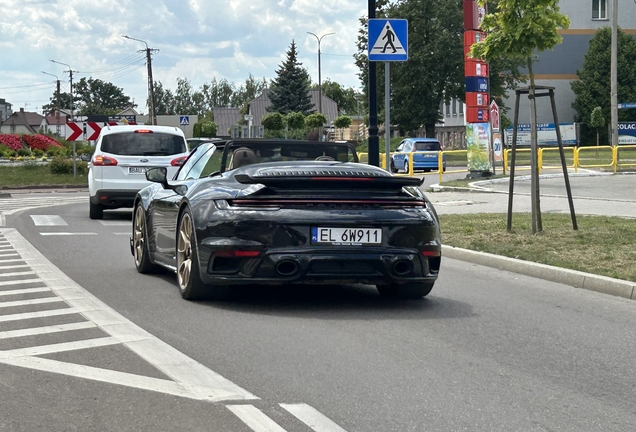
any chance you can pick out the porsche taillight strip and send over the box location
[228,199,426,207]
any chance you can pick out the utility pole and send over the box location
[50,60,76,122]
[41,71,61,136]
[123,35,159,125]
[610,0,619,147]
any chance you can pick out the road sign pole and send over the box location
[385,62,391,172]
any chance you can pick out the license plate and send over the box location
[128,167,149,174]
[311,227,382,245]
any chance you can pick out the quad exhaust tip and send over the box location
[393,260,413,276]
[276,260,300,276]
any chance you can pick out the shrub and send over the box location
[49,156,88,175]
[47,146,68,158]
[0,134,23,151]
[17,148,32,157]
[0,144,11,158]
[32,148,44,157]
[23,134,63,151]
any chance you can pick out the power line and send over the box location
[0,82,52,90]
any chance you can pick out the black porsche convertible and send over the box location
[131,139,442,300]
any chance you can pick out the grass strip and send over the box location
[440,213,636,283]
[0,164,88,188]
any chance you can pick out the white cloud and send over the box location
[0,0,366,112]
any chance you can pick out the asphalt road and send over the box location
[1,193,635,431]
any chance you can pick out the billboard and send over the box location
[504,123,577,147]
[618,122,636,144]
[466,122,492,171]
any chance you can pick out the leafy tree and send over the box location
[305,113,328,129]
[261,112,284,131]
[285,111,305,130]
[72,77,136,115]
[334,115,353,140]
[590,106,605,149]
[470,0,570,234]
[310,79,361,115]
[571,27,636,146]
[152,81,176,115]
[268,41,314,115]
[173,78,197,115]
[42,92,73,114]
[200,120,218,137]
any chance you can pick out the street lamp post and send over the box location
[50,59,77,178]
[49,60,74,122]
[307,31,335,115]
[41,71,61,136]
[123,35,159,125]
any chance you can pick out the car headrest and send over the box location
[231,147,258,169]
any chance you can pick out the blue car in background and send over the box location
[391,138,446,173]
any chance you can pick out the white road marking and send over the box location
[0,321,96,340]
[0,287,51,296]
[0,196,86,216]
[0,264,30,270]
[280,404,348,432]
[0,259,26,265]
[227,405,287,432]
[98,221,131,226]
[0,337,120,358]
[1,227,258,403]
[0,278,42,286]
[0,252,20,258]
[30,215,68,226]
[40,232,98,236]
[113,232,131,236]
[0,307,81,323]
[0,270,36,277]
[0,356,230,401]
[0,296,63,308]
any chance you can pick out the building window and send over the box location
[593,0,607,20]
[446,102,451,117]
[452,99,457,116]
[459,102,464,116]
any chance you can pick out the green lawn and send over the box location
[0,163,88,188]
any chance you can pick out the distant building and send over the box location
[511,0,636,123]
[0,108,44,134]
[0,98,12,122]
[212,107,241,137]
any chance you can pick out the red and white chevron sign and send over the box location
[65,121,136,141]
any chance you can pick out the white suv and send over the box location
[88,125,189,219]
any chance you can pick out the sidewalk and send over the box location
[429,171,636,301]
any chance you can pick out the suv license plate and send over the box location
[311,227,381,245]
[129,167,149,174]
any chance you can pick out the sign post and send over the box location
[368,19,408,171]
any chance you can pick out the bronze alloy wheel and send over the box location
[177,212,194,290]
[133,206,146,267]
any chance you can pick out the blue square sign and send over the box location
[368,19,408,62]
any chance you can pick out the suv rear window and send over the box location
[101,133,187,156]
[414,141,441,151]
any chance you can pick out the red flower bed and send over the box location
[0,134,23,150]
[23,134,63,151]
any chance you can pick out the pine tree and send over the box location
[268,40,314,115]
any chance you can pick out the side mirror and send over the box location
[146,167,168,185]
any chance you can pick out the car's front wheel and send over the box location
[132,204,161,274]
[390,160,398,173]
[89,200,103,219]
[376,282,434,299]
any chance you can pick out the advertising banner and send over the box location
[493,132,503,162]
[504,123,577,147]
[466,122,492,171]
[618,122,636,144]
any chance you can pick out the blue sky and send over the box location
[0,0,366,115]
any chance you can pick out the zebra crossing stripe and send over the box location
[226,405,287,432]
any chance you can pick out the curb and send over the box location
[443,246,636,300]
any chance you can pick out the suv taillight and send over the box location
[92,155,118,166]
[171,156,187,166]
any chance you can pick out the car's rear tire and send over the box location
[404,160,409,174]
[177,208,230,301]
[133,204,162,274]
[89,201,103,219]
[376,282,434,299]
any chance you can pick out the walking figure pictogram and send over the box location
[381,26,396,53]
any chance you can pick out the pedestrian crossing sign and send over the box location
[179,116,190,126]
[368,19,408,62]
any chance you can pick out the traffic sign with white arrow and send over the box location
[65,122,83,141]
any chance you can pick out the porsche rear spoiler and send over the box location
[234,173,424,188]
